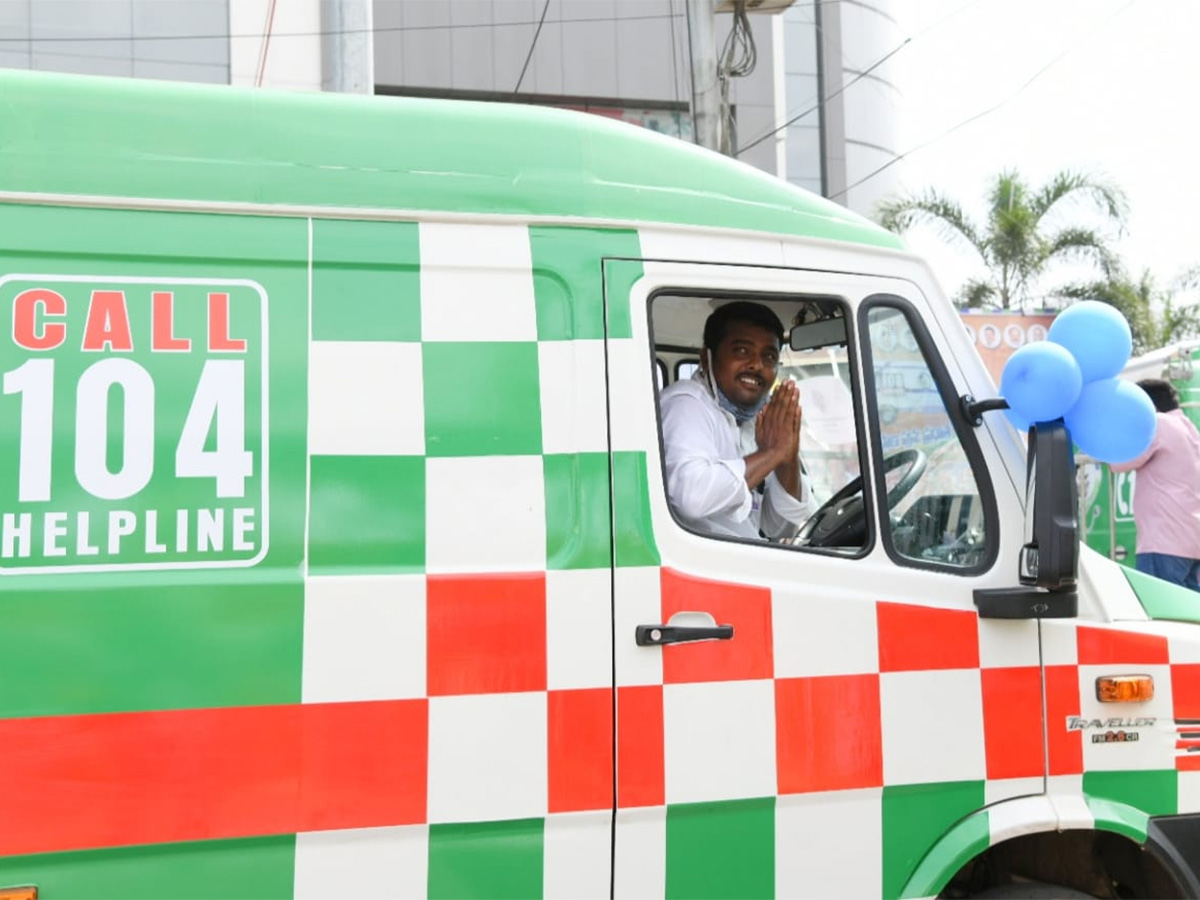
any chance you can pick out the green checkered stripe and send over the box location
[0,210,1184,899]
[305,219,657,576]
[1,776,1184,900]
[296,220,656,899]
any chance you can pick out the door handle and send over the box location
[635,624,734,646]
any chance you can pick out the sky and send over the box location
[881,0,1200,305]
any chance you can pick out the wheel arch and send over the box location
[900,795,1188,899]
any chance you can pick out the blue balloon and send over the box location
[1000,341,1083,424]
[1048,301,1132,382]
[1064,378,1157,463]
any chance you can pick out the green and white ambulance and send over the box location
[1,68,1199,900]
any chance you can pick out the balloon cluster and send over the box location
[999,301,1156,463]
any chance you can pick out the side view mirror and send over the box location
[974,420,1079,618]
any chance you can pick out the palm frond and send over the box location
[1160,297,1200,345]
[1031,171,1129,231]
[876,190,986,259]
[1040,227,1119,276]
[1056,271,1159,354]
[1170,264,1200,291]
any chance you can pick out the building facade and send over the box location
[0,0,903,217]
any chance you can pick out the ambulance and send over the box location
[1,68,1198,900]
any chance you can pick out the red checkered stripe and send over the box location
[608,565,1055,899]
[290,568,618,896]
[615,568,1052,802]
[1043,619,1200,810]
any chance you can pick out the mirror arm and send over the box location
[960,394,1010,427]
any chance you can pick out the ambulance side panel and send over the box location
[0,211,631,899]
[0,202,310,893]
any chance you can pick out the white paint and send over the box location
[613,566,665,687]
[309,341,425,455]
[301,574,426,703]
[1177,771,1200,815]
[772,588,879,678]
[543,811,612,900]
[546,569,614,691]
[880,668,986,785]
[538,340,608,454]
[613,807,666,900]
[294,825,429,899]
[419,223,537,342]
[985,776,1046,809]
[663,679,777,804]
[605,337,657,454]
[427,691,547,823]
[978,619,1041,669]
[776,789,883,899]
[1047,782,1094,831]
[1039,620,1080,667]
[425,455,546,574]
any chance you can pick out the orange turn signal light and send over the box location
[0,886,37,900]
[1096,675,1154,703]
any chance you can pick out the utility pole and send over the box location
[814,0,847,200]
[687,0,722,152]
[321,0,375,95]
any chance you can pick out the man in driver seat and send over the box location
[660,300,814,541]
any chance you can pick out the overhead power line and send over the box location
[828,0,1138,201]
[0,12,681,44]
[736,39,908,157]
[513,0,552,96]
[253,0,279,87]
[736,0,984,158]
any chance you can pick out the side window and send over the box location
[651,293,868,553]
[863,301,996,571]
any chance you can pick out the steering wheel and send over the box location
[794,449,928,548]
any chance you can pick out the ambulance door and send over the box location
[605,247,1043,900]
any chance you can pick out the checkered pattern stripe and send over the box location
[1041,618,1199,825]
[7,214,1196,899]
[297,220,649,896]
[297,220,1197,898]
[609,567,1049,899]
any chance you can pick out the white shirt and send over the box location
[660,372,814,540]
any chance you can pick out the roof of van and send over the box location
[0,69,903,250]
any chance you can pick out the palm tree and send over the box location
[877,170,1129,310]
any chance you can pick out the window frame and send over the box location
[673,357,700,382]
[648,286,877,560]
[655,357,668,390]
[857,293,1001,575]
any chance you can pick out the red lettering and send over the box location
[208,292,246,352]
[82,291,133,352]
[152,291,191,352]
[12,288,66,351]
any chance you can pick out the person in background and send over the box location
[1110,378,1200,591]
[660,301,813,541]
